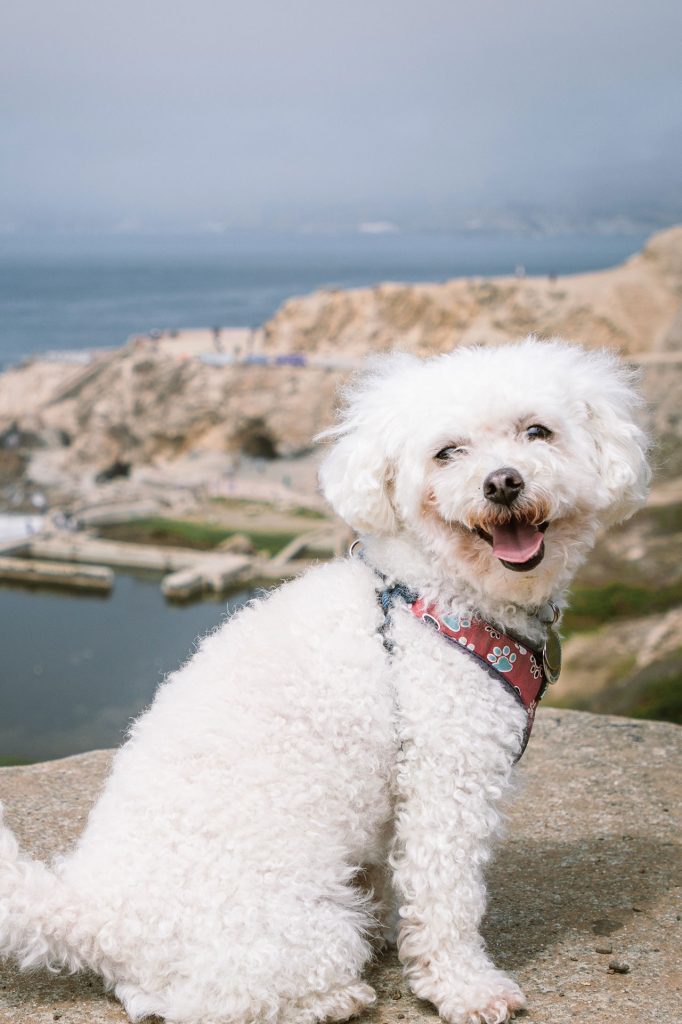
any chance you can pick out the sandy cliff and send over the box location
[263,225,682,357]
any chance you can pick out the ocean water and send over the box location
[0,230,649,368]
[0,572,255,763]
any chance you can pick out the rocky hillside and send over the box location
[264,225,682,356]
[546,494,682,723]
[0,353,346,497]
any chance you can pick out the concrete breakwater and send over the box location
[0,554,113,592]
[0,522,343,599]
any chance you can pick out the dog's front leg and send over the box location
[390,625,527,1024]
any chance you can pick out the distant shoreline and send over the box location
[0,230,651,368]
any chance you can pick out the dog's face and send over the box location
[320,340,650,606]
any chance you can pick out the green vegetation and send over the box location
[638,501,682,534]
[209,496,326,520]
[546,656,682,726]
[290,506,326,520]
[628,673,682,724]
[100,517,233,550]
[246,530,300,556]
[301,547,336,560]
[564,580,682,633]
[98,518,299,556]
[208,496,272,512]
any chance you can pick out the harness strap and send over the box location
[377,582,545,761]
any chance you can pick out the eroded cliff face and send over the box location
[0,352,346,491]
[263,225,682,357]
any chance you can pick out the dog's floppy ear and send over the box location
[317,355,418,534]
[582,352,651,525]
[318,428,396,534]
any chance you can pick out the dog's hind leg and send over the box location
[282,982,376,1024]
[120,890,376,1024]
[274,896,376,1024]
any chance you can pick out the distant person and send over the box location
[212,326,223,352]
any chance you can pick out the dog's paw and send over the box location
[287,982,377,1024]
[411,969,525,1024]
[441,975,525,1024]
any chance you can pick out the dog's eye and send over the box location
[525,424,553,441]
[435,445,466,461]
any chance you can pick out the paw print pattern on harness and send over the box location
[442,613,471,631]
[529,656,542,679]
[487,645,517,672]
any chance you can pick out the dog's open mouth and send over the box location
[475,520,548,572]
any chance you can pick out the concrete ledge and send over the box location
[0,556,113,592]
[0,709,679,1023]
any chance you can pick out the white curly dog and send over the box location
[0,339,649,1024]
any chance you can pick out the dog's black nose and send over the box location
[483,466,525,505]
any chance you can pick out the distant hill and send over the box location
[263,225,682,358]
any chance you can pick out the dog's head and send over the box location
[319,339,650,605]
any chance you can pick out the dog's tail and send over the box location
[0,803,92,973]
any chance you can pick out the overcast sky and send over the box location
[2,0,681,233]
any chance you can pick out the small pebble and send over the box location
[608,960,630,974]
[595,944,613,954]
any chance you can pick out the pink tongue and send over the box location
[491,522,543,563]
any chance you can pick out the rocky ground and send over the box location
[0,709,679,1023]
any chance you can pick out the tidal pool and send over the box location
[0,572,259,763]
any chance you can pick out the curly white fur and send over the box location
[0,338,649,1024]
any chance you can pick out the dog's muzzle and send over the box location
[477,467,548,571]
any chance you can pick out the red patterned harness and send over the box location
[373,569,549,760]
[408,598,547,758]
